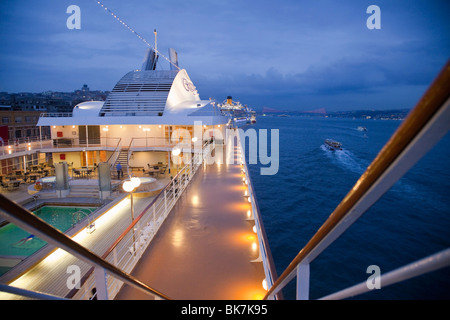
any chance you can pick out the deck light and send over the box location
[192,195,199,206]
[123,177,141,192]
[172,148,181,157]
[262,279,268,291]
[122,180,134,193]
[122,177,141,255]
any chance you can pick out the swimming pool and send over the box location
[0,205,97,276]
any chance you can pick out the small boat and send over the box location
[357,126,367,132]
[324,139,342,151]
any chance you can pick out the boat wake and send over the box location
[321,144,416,195]
[321,144,367,175]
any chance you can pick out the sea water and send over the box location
[247,115,450,300]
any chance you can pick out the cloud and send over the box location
[0,0,448,111]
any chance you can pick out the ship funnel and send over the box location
[169,48,179,70]
[142,47,158,70]
[227,96,232,104]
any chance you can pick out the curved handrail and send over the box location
[106,137,122,164]
[264,60,450,299]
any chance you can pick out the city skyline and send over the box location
[0,0,449,112]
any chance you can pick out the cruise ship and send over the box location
[0,36,449,302]
[0,46,275,301]
[218,96,255,127]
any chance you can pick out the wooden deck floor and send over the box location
[116,155,267,300]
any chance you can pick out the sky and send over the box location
[0,0,449,112]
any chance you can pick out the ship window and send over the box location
[79,125,100,145]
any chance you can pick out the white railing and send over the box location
[0,137,122,158]
[0,137,50,157]
[0,135,199,159]
[128,136,186,149]
[39,112,73,117]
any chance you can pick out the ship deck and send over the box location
[0,146,267,300]
[116,146,267,300]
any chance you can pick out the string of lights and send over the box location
[94,0,180,70]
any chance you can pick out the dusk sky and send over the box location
[0,0,449,112]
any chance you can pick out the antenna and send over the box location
[95,1,180,70]
[154,29,157,56]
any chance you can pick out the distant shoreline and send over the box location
[259,108,410,120]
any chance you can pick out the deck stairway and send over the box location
[67,184,99,198]
[112,149,129,179]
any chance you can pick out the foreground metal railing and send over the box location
[264,60,450,300]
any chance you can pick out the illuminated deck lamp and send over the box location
[123,176,141,255]
[262,279,268,291]
[122,177,141,220]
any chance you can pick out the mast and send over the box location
[154,29,157,58]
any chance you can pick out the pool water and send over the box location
[0,206,96,276]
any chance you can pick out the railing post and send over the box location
[153,204,156,227]
[94,267,109,300]
[164,189,167,218]
[113,247,118,266]
[296,263,310,300]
